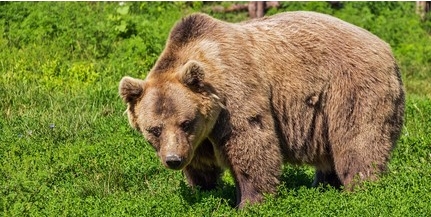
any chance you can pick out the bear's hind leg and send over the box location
[327,81,401,190]
[333,148,385,191]
[312,170,342,189]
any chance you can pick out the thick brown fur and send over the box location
[119,12,405,208]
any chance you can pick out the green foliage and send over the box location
[1,1,431,216]
[0,2,186,91]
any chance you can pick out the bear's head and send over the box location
[119,60,223,170]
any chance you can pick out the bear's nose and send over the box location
[165,154,183,169]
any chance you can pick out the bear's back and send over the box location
[233,11,394,78]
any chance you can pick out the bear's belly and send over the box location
[271,91,331,167]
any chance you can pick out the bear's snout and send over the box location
[165,154,184,170]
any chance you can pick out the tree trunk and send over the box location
[211,1,280,19]
[416,1,431,20]
[248,2,265,18]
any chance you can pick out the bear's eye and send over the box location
[180,120,193,132]
[147,126,162,137]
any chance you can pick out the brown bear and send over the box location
[119,11,405,208]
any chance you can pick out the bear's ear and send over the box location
[178,60,205,90]
[119,76,144,104]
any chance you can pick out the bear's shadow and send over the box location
[179,166,320,207]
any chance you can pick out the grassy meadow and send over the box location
[1,2,431,216]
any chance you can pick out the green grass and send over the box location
[1,2,431,216]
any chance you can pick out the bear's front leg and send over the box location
[183,139,222,190]
[232,171,267,207]
[224,129,283,208]
[183,164,222,190]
